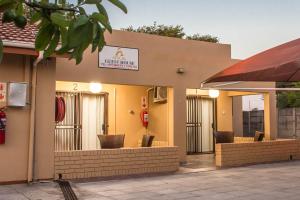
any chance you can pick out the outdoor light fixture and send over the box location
[208,89,220,98]
[89,83,103,93]
[176,67,185,74]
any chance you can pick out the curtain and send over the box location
[82,94,105,150]
[201,99,214,152]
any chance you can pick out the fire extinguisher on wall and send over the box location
[140,110,149,128]
[0,108,6,144]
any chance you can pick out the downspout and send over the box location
[27,51,44,183]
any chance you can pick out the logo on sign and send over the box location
[99,46,139,70]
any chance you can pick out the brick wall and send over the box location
[54,147,179,180]
[216,139,300,167]
[137,140,169,147]
[234,137,255,143]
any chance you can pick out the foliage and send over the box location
[122,22,219,43]
[186,34,219,43]
[0,0,127,64]
[123,22,185,38]
[277,82,300,108]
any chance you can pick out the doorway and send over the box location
[54,92,108,151]
[186,96,214,154]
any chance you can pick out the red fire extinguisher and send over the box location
[0,108,6,144]
[140,110,149,128]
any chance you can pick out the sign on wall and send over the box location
[0,83,6,103]
[99,46,139,71]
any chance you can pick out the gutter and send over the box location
[3,40,35,49]
[27,51,44,183]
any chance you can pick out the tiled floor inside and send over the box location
[2,161,300,200]
[179,153,216,173]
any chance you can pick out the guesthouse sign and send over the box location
[99,46,139,71]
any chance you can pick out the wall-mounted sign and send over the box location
[99,46,139,71]
[0,83,6,103]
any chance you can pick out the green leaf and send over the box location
[91,13,112,33]
[15,3,23,16]
[0,39,3,63]
[44,30,60,58]
[78,7,86,15]
[50,12,69,27]
[85,0,101,4]
[60,27,68,47]
[30,12,42,24]
[72,15,89,30]
[96,3,108,18]
[68,21,93,49]
[35,24,56,50]
[107,0,127,13]
[0,0,15,11]
[92,24,101,52]
[0,0,12,6]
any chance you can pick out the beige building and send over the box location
[0,22,278,184]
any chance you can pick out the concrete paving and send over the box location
[2,161,300,200]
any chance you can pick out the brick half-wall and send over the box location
[216,139,300,167]
[54,147,179,180]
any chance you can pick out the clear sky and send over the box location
[100,0,300,59]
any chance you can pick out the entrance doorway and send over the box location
[54,92,108,151]
[186,96,214,154]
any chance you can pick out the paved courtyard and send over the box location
[2,161,300,200]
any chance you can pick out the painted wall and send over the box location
[56,81,170,147]
[232,96,243,136]
[34,59,56,180]
[0,54,55,183]
[217,91,233,132]
[0,54,30,183]
[56,30,233,161]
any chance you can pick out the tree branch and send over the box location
[24,1,79,13]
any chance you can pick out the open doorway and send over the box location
[186,96,214,154]
[182,89,216,171]
[232,94,265,137]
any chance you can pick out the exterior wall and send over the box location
[56,30,234,161]
[232,96,243,136]
[54,147,179,179]
[34,59,56,180]
[217,91,233,131]
[0,54,56,183]
[0,54,31,183]
[216,139,300,167]
[56,81,171,147]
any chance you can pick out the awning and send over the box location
[205,38,300,83]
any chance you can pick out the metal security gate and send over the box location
[55,92,82,151]
[55,92,108,152]
[186,96,214,154]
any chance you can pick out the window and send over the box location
[242,95,264,137]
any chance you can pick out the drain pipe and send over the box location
[27,51,44,183]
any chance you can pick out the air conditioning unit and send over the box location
[153,86,167,103]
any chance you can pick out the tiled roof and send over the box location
[0,14,37,45]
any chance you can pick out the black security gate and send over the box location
[186,96,214,154]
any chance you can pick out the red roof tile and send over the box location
[0,14,37,46]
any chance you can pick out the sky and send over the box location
[242,95,264,111]
[99,0,300,59]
